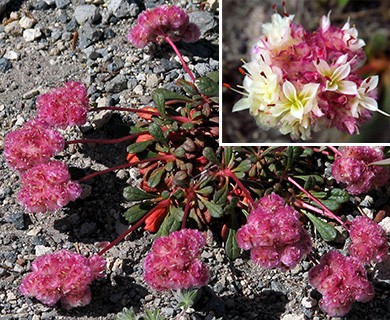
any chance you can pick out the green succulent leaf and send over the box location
[232,159,252,173]
[127,140,153,154]
[197,186,214,195]
[203,147,220,165]
[195,76,219,97]
[156,207,181,237]
[199,197,223,218]
[207,71,219,83]
[123,186,157,201]
[152,88,192,117]
[304,175,317,190]
[149,123,166,146]
[116,307,137,320]
[213,183,229,205]
[223,147,233,167]
[369,158,390,166]
[304,211,337,242]
[295,175,324,185]
[123,203,152,224]
[286,146,303,169]
[310,188,350,210]
[148,167,166,189]
[176,78,198,96]
[225,228,240,260]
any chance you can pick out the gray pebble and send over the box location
[188,11,216,36]
[74,5,101,25]
[4,212,27,230]
[55,0,70,9]
[144,0,165,9]
[107,57,124,72]
[107,0,139,19]
[0,57,12,72]
[79,222,97,237]
[105,74,127,93]
[35,0,50,10]
[65,19,78,32]
[78,23,103,49]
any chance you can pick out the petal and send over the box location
[336,54,349,65]
[300,83,320,102]
[337,81,357,95]
[359,96,378,111]
[363,75,379,92]
[315,59,331,76]
[332,63,350,82]
[290,102,304,119]
[283,80,297,102]
[232,98,251,112]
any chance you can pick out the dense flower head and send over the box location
[236,193,312,269]
[36,81,89,129]
[331,146,389,195]
[309,250,374,317]
[232,12,388,140]
[348,216,388,264]
[144,229,209,290]
[17,161,82,213]
[4,120,64,171]
[128,5,200,48]
[20,250,105,309]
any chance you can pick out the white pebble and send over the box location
[4,50,19,60]
[19,16,35,29]
[23,28,42,42]
[379,217,390,235]
[35,245,52,256]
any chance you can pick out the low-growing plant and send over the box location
[3,2,390,319]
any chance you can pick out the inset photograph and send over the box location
[222,0,390,143]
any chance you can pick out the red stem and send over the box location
[165,36,196,82]
[287,176,348,229]
[65,133,144,145]
[181,191,195,229]
[78,155,174,183]
[224,169,255,205]
[294,199,334,219]
[98,199,171,256]
[328,146,342,157]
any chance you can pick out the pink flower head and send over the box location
[332,146,389,195]
[144,229,209,291]
[232,12,386,140]
[20,250,106,309]
[348,216,388,264]
[236,193,312,269]
[17,161,82,213]
[4,120,64,171]
[309,250,374,317]
[128,5,200,48]
[36,81,89,129]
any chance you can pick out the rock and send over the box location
[301,297,317,308]
[55,0,71,9]
[379,217,390,235]
[188,11,216,36]
[107,57,124,72]
[35,245,52,256]
[78,23,103,49]
[3,50,19,60]
[144,0,164,9]
[146,73,159,88]
[4,212,27,230]
[66,19,78,32]
[0,57,12,72]
[107,0,139,19]
[105,74,127,93]
[35,0,49,10]
[4,21,23,36]
[281,314,305,320]
[79,222,97,237]
[92,109,112,129]
[22,87,41,99]
[73,5,101,25]
[194,62,213,76]
[374,256,390,285]
[83,46,101,60]
[23,28,42,42]
[19,16,36,29]
[43,0,55,5]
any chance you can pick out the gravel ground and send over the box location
[0,1,390,320]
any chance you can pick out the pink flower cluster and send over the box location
[233,12,388,140]
[4,120,64,171]
[348,216,388,264]
[144,229,209,291]
[17,161,82,213]
[236,193,312,269]
[4,82,88,212]
[128,5,200,48]
[309,250,374,317]
[20,250,106,309]
[332,146,389,195]
[36,81,89,129]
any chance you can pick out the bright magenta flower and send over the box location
[4,120,64,171]
[348,216,388,264]
[36,81,89,129]
[17,161,82,213]
[20,250,106,309]
[128,5,200,48]
[144,229,209,291]
[309,250,374,317]
[331,146,389,195]
[236,193,312,269]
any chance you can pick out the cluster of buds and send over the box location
[232,10,388,140]
[128,5,200,48]
[20,250,106,309]
[309,250,374,317]
[331,146,389,194]
[4,82,88,213]
[236,193,312,269]
[144,229,209,290]
[348,216,389,264]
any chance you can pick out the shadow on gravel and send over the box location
[59,275,148,317]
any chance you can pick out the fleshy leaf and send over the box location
[225,228,240,260]
[203,147,220,165]
[127,140,153,154]
[304,211,337,242]
[195,76,218,97]
[148,167,165,189]
[149,123,166,146]
[123,186,157,201]
[123,203,152,223]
